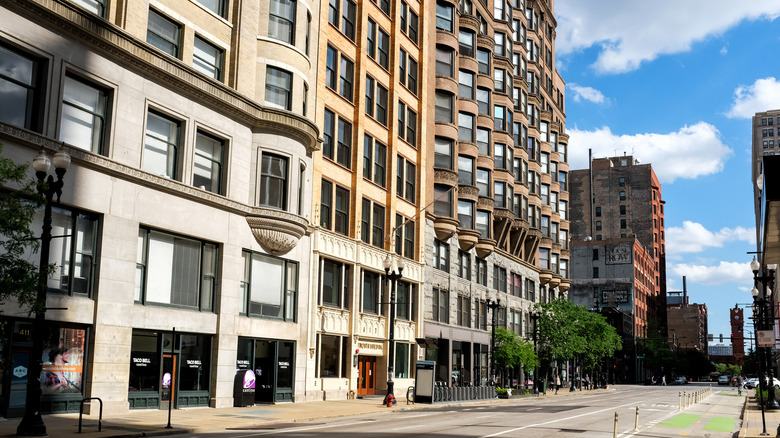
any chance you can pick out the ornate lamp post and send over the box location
[530,309,540,394]
[751,257,779,412]
[18,149,71,436]
[383,255,404,406]
[487,296,501,385]
[751,303,769,436]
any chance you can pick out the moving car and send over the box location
[745,378,759,389]
[674,376,687,385]
[718,375,731,385]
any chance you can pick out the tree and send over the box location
[0,144,44,311]
[494,327,537,383]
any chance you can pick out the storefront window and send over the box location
[178,334,211,392]
[277,341,294,388]
[41,326,86,395]
[395,343,409,378]
[129,331,160,392]
[318,334,347,378]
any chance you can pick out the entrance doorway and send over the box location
[160,353,177,409]
[357,356,376,396]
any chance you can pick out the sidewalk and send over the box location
[741,393,780,438]
[0,388,590,438]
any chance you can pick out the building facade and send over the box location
[0,0,319,416]
[423,0,571,387]
[666,302,708,353]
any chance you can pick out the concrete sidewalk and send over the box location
[0,388,589,438]
[741,392,780,438]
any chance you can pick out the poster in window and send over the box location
[40,327,85,394]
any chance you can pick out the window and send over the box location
[477,49,490,74]
[329,116,352,168]
[396,281,415,321]
[136,228,217,311]
[435,137,454,169]
[595,221,602,231]
[621,219,627,229]
[459,112,475,142]
[539,248,550,270]
[259,152,288,209]
[320,179,349,235]
[193,35,223,80]
[265,66,293,110]
[619,191,626,201]
[476,258,487,286]
[394,215,415,258]
[339,55,354,102]
[476,210,490,238]
[318,334,348,377]
[494,32,505,57]
[432,287,449,323]
[60,75,109,154]
[193,131,225,194]
[22,205,98,296]
[436,2,454,32]
[361,198,385,248]
[458,200,475,229]
[396,156,417,202]
[325,46,338,89]
[541,215,549,237]
[457,294,471,327]
[618,177,625,187]
[373,0,391,15]
[320,258,351,308]
[341,0,357,40]
[493,265,507,293]
[459,30,475,57]
[559,171,567,191]
[458,155,475,185]
[378,28,390,69]
[402,3,419,44]
[433,239,450,272]
[398,102,417,146]
[435,91,454,123]
[477,88,490,115]
[494,105,507,131]
[559,200,567,221]
[459,70,474,99]
[147,9,181,58]
[400,51,418,94]
[476,168,490,197]
[240,250,297,320]
[362,269,383,314]
[367,19,377,59]
[143,111,181,179]
[494,182,506,208]
[434,184,453,217]
[541,183,549,205]
[269,0,296,44]
[458,250,471,279]
[620,205,626,215]
[476,128,490,155]
[494,68,506,93]
[73,0,108,16]
[437,47,455,77]
[363,134,387,187]
[525,278,535,301]
[593,267,599,278]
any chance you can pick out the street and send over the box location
[185,383,744,437]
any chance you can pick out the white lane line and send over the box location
[480,401,641,438]
[392,424,426,431]
[235,420,376,436]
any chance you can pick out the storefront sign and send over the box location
[357,340,384,356]
[186,359,202,368]
[133,357,151,367]
[602,290,630,304]
[606,243,632,265]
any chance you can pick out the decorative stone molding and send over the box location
[434,216,459,241]
[457,229,480,251]
[475,238,496,258]
[315,231,358,263]
[459,15,480,32]
[477,197,494,210]
[246,209,308,255]
[477,35,495,50]
[457,185,479,200]
[558,278,571,293]
[549,274,561,289]
[539,270,553,285]
[494,208,513,219]
[434,169,458,186]
[6,0,320,153]
[318,306,351,334]
[394,320,417,342]
[358,313,386,339]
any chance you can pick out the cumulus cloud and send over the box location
[726,77,780,118]
[556,1,780,74]
[567,123,732,183]
[667,261,753,286]
[568,83,608,104]
[666,221,755,257]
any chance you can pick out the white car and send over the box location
[745,378,759,389]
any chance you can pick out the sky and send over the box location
[554,0,780,353]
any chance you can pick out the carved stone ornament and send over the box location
[434,169,458,185]
[246,208,309,255]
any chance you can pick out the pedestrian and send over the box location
[651,376,656,385]
[555,375,561,394]
[662,375,666,386]
[585,374,590,390]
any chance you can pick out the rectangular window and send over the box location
[240,250,297,320]
[433,239,450,271]
[435,91,454,123]
[367,19,377,59]
[436,2,454,31]
[477,88,490,115]
[269,0,296,44]
[476,258,487,286]
[493,265,507,293]
[437,46,455,77]
[396,281,414,321]
[378,28,390,69]
[265,66,293,110]
[435,137,454,170]
[339,56,354,102]
[320,258,351,308]
[458,155,474,185]
[318,334,348,378]
[459,70,474,99]
[363,135,387,187]
[458,250,471,280]
[337,117,352,168]
[476,210,490,238]
[259,152,288,209]
[365,76,374,117]
[434,184,453,217]
[60,75,109,154]
[477,128,489,155]
[147,9,181,58]
[433,288,449,323]
[341,0,356,40]
[193,131,224,194]
[477,49,490,74]
[457,294,471,327]
[136,228,217,311]
[459,30,475,57]
[458,200,475,229]
[376,84,388,125]
[193,35,224,80]
[459,112,475,142]
[362,269,383,314]
[323,108,335,159]
[326,45,337,90]
[143,111,181,180]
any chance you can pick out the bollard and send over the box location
[634,406,639,430]
[613,412,619,438]
[678,391,682,411]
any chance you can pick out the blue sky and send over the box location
[554,1,780,353]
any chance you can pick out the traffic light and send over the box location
[720,334,723,342]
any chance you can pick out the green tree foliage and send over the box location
[0,145,43,311]
[494,327,538,372]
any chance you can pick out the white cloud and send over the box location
[568,83,607,104]
[556,1,780,74]
[568,123,732,183]
[668,261,753,286]
[666,221,755,257]
[726,77,780,118]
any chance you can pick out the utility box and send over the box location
[234,370,256,407]
[414,361,435,404]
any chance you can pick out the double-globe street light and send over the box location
[751,257,780,414]
[18,148,71,436]
[487,296,501,386]
[383,255,404,406]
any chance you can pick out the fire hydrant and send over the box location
[386,394,395,407]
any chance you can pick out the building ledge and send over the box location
[246,208,309,255]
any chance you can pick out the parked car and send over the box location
[674,376,688,385]
[718,375,731,385]
[745,378,759,389]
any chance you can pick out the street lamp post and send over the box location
[487,297,501,386]
[751,257,780,411]
[383,255,404,406]
[752,308,769,436]
[18,148,71,436]
[530,309,540,394]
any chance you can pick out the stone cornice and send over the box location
[6,0,321,153]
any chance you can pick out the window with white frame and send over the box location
[143,110,181,180]
[320,258,351,308]
[268,0,296,44]
[60,74,109,154]
[433,239,449,272]
[240,250,297,320]
[136,227,217,311]
[265,66,293,110]
[147,9,181,58]
[259,152,288,209]
[193,131,225,194]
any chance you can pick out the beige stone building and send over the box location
[0,0,319,416]
[308,0,429,399]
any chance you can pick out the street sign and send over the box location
[758,330,776,348]
[707,334,713,342]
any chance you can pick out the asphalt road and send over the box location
[190,383,744,437]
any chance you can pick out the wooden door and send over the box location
[357,356,376,396]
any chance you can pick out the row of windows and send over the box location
[761,117,780,126]
[433,287,540,336]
